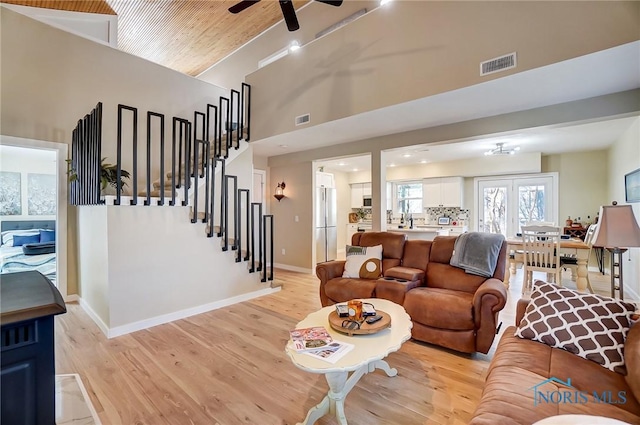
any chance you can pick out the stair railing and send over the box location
[193,111,206,178]
[145,111,165,206]
[70,102,102,206]
[237,189,250,263]
[250,202,263,273]
[222,174,237,252]
[262,215,274,282]
[241,83,251,142]
[230,89,241,150]
[219,96,230,158]
[116,104,137,206]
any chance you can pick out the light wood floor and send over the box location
[55,267,615,425]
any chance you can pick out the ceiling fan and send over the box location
[229,0,344,32]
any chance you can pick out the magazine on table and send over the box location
[302,341,355,364]
[289,326,334,352]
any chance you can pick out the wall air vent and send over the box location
[295,114,310,126]
[480,52,517,76]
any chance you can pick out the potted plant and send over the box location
[355,208,367,222]
[67,158,130,194]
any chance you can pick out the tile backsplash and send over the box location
[425,207,470,225]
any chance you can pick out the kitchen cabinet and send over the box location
[423,177,464,207]
[316,172,335,188]
[350,184,364,208]
[350,182,371,208]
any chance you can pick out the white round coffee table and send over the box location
[286,298,412,425]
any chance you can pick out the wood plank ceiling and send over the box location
[1,0,309,76]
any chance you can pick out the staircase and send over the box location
[69,83,276,286]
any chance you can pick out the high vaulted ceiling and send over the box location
[1,0,309,76]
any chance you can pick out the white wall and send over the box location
[607,118,640,301]
[78,202,276,337]
[0,145,57,221]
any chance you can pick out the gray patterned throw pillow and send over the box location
[515,280,636,374]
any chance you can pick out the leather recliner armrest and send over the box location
[316,260,346,306]
[473,278,508,354]
[515,297,531,327]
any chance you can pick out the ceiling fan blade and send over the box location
[279,0,300,31]
[228,0,261,14]
[315,0,343,6]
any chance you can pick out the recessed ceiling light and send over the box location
[352,168,358,172]
[380,0,393,6]
[338,162,346,166]
[402,153,412,158]
[289,41,300,52]
[389,163,396,167]
[420,160,428,164]
[279,144,288,148]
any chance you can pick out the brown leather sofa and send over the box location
[470,299,640,424]
[316,231,508,354]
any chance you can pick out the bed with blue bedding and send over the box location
[1,220,57,283]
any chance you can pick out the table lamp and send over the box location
[592,202,640,299]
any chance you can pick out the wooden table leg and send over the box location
[575,249,589,293]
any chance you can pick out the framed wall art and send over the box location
[0,171,22,215]
[625,168,640,203]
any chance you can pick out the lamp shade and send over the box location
[592,204,640,248]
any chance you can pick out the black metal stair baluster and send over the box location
[243,190,250,261]
[237,189,250,263]
[219,97,229,158]
[268,215,274,281]
[230,176,238,251]
[203,141,210,223]
[257,202,263,272]
[158,113,165,206]
[170,118,177,206]
[206,104,217,157]
[96,102,103,205]
[208,158,220,238]
[182,120,191,206]
[218,159,226,237]
[130,107,138,205]
[191,139,199,223]
[194,111,206,178]
[115,106,123,205]
[249,203,257,272]
[241,83,251,142]
[230,89,240,149]
[145,112,151,206]
[261,214,268,282]
[177,118,183,190]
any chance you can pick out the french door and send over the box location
[476,174,557,237]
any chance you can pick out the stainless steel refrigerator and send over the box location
[315,187,337,263]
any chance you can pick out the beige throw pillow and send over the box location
[342,244,382,279]
[515,280,636,374]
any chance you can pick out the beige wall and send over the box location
[269,161,313,270]
[607,118,640,300]
[1,8,229,295]
[542,150,609,227]
[248,1,640,141]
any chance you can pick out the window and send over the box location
[394,181,422,215]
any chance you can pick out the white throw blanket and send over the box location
[450,232,504,277]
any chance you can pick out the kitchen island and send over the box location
[388,225,468,240]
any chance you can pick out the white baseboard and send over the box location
[94,286,280,338]
[78,297,110,337]
[273,263,314,274]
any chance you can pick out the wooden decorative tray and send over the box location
[328,310,391,336]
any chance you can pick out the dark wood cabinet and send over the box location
[563,226,587,240]
[1,271,66,425]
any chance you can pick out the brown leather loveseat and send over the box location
[470,299,640,424]
[316,231,508,354]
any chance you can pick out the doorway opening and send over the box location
[0,136,68,299]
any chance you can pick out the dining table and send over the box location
[505,237,591,293]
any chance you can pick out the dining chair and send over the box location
[508,221,557,283]
[521,225,562,295]
[560,224,596,293]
